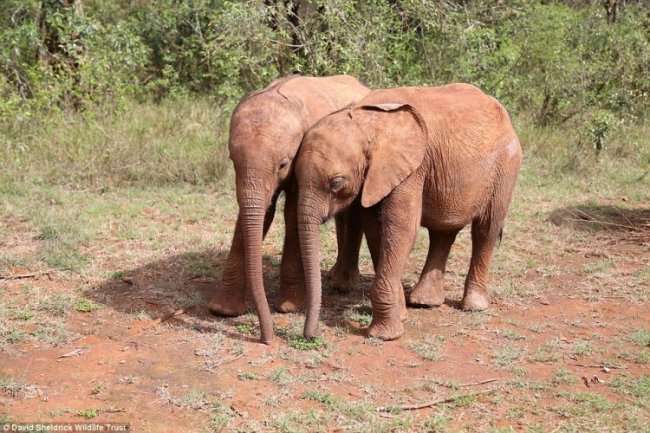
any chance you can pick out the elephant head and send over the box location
[296,102,429,339]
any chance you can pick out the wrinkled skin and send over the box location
[296,84,522,341]
[207,75,370,343]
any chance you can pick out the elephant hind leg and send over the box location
[461,216,503,311]
[408,229,458,308]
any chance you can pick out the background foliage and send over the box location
[1,0,648,186]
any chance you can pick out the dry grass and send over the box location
[0,112,648,431]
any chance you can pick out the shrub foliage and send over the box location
[0,0,648,184]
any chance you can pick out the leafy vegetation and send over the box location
[1,1,648,187]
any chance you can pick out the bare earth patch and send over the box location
[1,171,648,432]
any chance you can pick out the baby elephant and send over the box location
[295,84,522,341]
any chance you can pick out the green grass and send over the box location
[631,328,650,347]
[493,345,523,368]
[1,98,231,188]
[74,297,100,313]
[529,339,563,363]
[237,371,258,381]
[77,408,99,419]
[407,335,445,362]
[0,109,648,432]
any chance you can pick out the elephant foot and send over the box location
[367,317,404,341]
[461,291,490,311]
[408,284,445,308]
[275,288,306,313]
[328,265,360,294]
[399,304,408,321]
[207,293,247,317]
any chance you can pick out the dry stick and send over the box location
[564,361,626,369]
[432,378,499,389]
[0,270,54,280]
[568,207,640,231]
[142,309,185,330]
[376,388,497,412]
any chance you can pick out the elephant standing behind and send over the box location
[207,75,370,343]
[294,84,522,341]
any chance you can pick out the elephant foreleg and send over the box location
[408,229,458,308]
[328,203,363,293]
[275,188,307,313]
[367,179,422,340]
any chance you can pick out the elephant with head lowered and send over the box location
[207,75,370,343]
[295,83,522,341]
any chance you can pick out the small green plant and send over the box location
[493,345,522,368]
[237,371,257,381]
[555,391,614,415]
[587,109,617,152]
[287,335,326,351]
[74,298,99,313]
[120,375,137,384]
[551,368,578,385]
[235,323,256,335]
[230,342,245,356]
[39,294,71,317]
[423,411,451,432]
[529,340,563,363]
[497,329,526,341]
[345,305,372,327]
[77,408,99,419]
[0,376,24,398]
[268,367,293,386]
[571,340,594,357]
[303,390,337,407]
[631,328,650,347]
[407,335,445,361]
[209,402,235,432]
[11,310,35,320]
[3,330,25,344]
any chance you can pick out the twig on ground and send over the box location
[564,361,626,370]
[104,408,126,413]
[57,348,85,360]
[376,388,497,412]
[148,309,184,328]
[0,270,54,280]
[429,378,499,388]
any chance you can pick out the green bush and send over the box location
[0,0,648,185]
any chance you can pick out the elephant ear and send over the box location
[359,103,429,208]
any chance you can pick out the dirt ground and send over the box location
[0,176,648,432]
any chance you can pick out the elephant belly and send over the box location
[420,177,491,231]
[421,201,473,231]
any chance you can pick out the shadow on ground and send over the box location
[549,204,650,242]
[83,248,376,340]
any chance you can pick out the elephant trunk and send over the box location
[298,195,325,340]
[240,193,273,343]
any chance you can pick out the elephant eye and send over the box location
[329,176,345,192]
[279,157,291,170]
